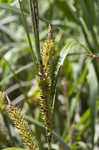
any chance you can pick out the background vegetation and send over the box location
[0,0,99,150]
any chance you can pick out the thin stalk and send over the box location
[47,138,51,150]
[79,21,93,51]
[29,0,41,65]
[18,0,38,66]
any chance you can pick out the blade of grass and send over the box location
[79,0,98,51]
[55,0,94,54]
[0,25,15,42]
[76,109,90,128]
[51,41,76,114]
[69,58,90,120]
[0,1,92,53]
[77,120,91,140]
[0,3,21,14]
[79,43,93,55]
[0,62,33,86]
[69,60,88,96]
[84,0,96,25]
[87,61,98,149]
[79,20,93,50]
[0,56,28,99]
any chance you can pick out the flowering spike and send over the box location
[38,25,55,139]
[5,94,39,150]
[8,106,39,150]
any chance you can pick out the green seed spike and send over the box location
[38,71,52,138]
[42,39,54,74]
[38,25,54,140]
[5,94,39,150]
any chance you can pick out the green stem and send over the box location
[18,0,38,67]
[47,137,51,150]
[29,0,41,64]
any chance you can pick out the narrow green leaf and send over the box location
[77,120,90,138]
[69,58,90,120]
[55,0,78,22]
[87,61,98,149]
[84,0,96,25]
[79,0,98,51]
[79,43,93,54]
[79,0,92,28]
[51,41,75,113]
[69,61,88,96]
[76,109,90,128]
[0,3,21,14]
[0,62,33,86]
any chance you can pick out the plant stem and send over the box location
[18,0,38,66]
[47,137,51,150]
[29,0,41,64]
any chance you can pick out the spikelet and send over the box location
[38,71,52,138]
[38,25,54,139]
[0,92,6,115]
[8,105,39,150]
[41,39,54,75]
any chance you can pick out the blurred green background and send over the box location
[0,0,99,150]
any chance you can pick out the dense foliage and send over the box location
[0,0,99,150]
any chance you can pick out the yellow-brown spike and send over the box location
[41,39,54,75]
[38,71,52,138]
[8,105,39,150]
[37,25,54,139]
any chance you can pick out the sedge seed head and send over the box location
[42,40,54,72]
[8,106,39,150]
